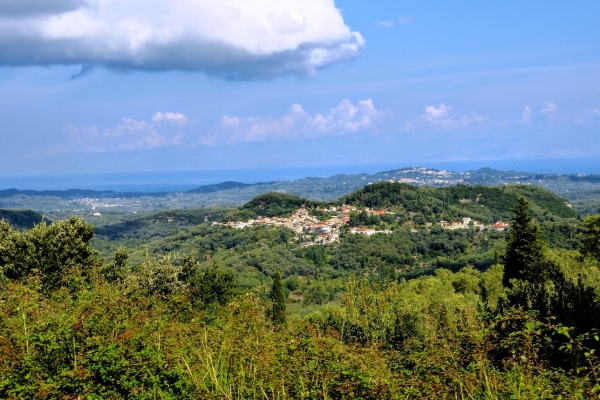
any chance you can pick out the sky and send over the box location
[0,0,599,176]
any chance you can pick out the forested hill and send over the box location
[0,209,46,229]
[224,192,326,221]
[340,182,578,221]
[221,183,577,224]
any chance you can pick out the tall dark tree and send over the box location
[503,197,546,287]
[271,268,286,325]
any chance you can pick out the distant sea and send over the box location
[3,158,600,193]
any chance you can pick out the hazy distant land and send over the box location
[2,167,600,222]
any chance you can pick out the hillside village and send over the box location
[367,167,467,186]
[216,204,510,247]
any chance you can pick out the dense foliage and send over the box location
[1,184,599,398]
[0,217,100,293]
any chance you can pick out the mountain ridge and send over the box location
[4,167,600,199]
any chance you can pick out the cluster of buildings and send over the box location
[366,168,467,186]
[215,207,344,246]
[347,227,392,235]
[71,198,125,217]
[440,217,509,231]
[218,205,391,246]
[219,203,511,246]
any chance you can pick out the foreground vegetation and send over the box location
[1,184,600,398]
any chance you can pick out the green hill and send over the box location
[224,192,325,221]
[0,209,46,230]
[89,183,580,279]
[340,182,577,222]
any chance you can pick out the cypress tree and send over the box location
[503,197,546,287]
[271,268,286,325]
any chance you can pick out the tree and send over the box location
[138,254,185,296]
[0,218,100,293]
[26,217,99,293]
[581,214,600,262]
[503,197,546,287]
[0,220,31,280]
[271,268,286,325]
[180,250,198,283]
[191,260,235,307]
[102,246,128,283]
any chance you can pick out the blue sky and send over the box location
[0,0,599,176]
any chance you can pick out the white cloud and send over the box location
[0,0,364,80]
[587,108,600,117]
[398,16,414,25]
[540,101,558,116]
[519,106,532,124]
[152,112,188,124]
[404,104,488,130]
[205,99,383,144]
[58,112,186,153]
[376,20,394,28]
[517,102,559,124]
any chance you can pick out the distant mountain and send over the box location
[188,181,272,194]
[2,167,600,217]
[0,209,47,230]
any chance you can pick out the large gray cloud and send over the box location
[0,0,364,79]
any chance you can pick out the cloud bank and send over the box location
[0,0,364,79]
[58,112,186,153]
[404,104,487,130]
[203,99,383,145]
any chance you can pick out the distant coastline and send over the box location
[2,157,600,193]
